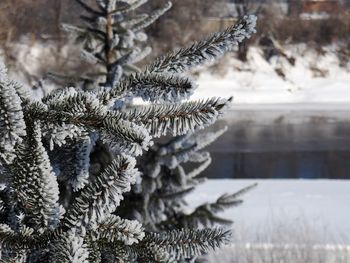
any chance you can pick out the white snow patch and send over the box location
[187,179,350,243]
[194,45,350,106]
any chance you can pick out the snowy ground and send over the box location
[2,42,350,106]
[189,180,350,262]
[193,45,350,105]
[187,179,350,243]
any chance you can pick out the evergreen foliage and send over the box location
[0,0,257,261]
[122,127,258,232]
[58,0,172,89]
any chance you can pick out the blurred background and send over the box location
[1,0,350,261]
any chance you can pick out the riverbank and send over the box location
[189,179,350,262]
[187,179,350,243]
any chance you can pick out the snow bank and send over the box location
[187,179,350,243]
[2,41,349,106]
[194,45,350,105]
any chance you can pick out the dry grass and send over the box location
[204,218,350,263]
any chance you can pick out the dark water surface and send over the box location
[202,105,350,179]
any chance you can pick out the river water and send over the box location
[202,104,350,179]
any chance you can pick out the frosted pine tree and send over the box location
[51,0,175,185]
[0,0,257,261]
[52,0,171,90]
[56,0,257,225]
[121,127,257,232]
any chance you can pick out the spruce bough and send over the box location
[0,0,257,261]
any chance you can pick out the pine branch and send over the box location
[215,183,258,210]
[0,65,27,164]
[121,14,149,29]
[10,123,61,231]
[186,157,212,180]
[180,183,258,228]
[81,49,104,65]
[0,224,56,250]
[0,250,27,263]
[49,230,89,263]
[106,47,152,87]
[41,86,82,105]
[131,2,172,32]
[100,117,151,156]
[100,72,197,103]
[96,0,107,12]
[101,244,135,263]
[120,97,232,137]
[52,135,96,191]
[86,239,102,262]
[148,15,257,74]
[62,23,106,47]
[133,125,230,232]
[152,127,227,169]
[187,126,228,152]
[92,215,145,245]
[62,0,171,90]
[141,228,231,260]
[0,63,30,103]
[87,27,107,38]
[155,147,208,171]
[63,155,140,232]
[0,226,69,261]
[135,74,187,99]
[110,0,148,14]
[0,187,17,229]
[45,73,96,89]
[28,93,152,156]
[0,224,25,250]
[132,243,170,262]
[159,187,195,201]
[43,123,89,150]
[109,47,152,68]
[129,46,152,64]
[211,193,244,213]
